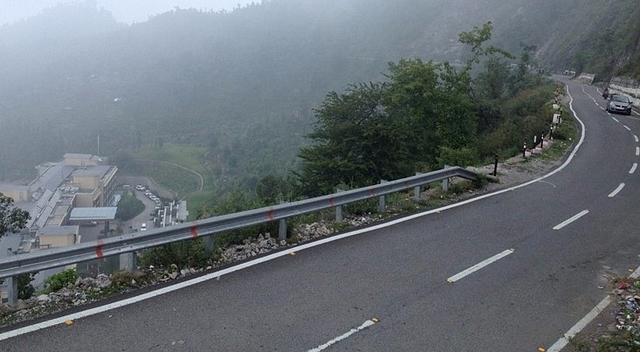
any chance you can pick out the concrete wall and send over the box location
[609,76,640,109]
[38,230,77,249]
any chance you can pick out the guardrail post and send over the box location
[119,252,137,272]
[203,236,213,254]
[379,180,388,213]
[335,189,344,223]
[6,276,18,306]
[442,165,450,192]
[279,200,287,240]
[414,172,423,201]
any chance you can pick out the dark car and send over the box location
[606,94,633,115]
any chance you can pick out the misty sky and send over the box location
[1,0,256,25]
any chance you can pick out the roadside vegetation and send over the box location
[132,22,567,268]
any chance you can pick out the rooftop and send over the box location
[69,207,117,221]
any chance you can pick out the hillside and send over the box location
[0,0,637,185]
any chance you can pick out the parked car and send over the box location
[141,223,147,231]
[135,184,145,191]
[606,94,633,115]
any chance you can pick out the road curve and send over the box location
[2,77,640,351]
[136,158,205,199]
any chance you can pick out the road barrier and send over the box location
[0,166,477,305]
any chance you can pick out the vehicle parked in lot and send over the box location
[606,94,633,115]
[135,184,145,191]
[140,223,147,231]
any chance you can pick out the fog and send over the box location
[0,0,623,184]
[1,0,255,25]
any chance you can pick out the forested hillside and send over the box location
[0,0,637,187]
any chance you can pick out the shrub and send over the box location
[115,190,145,221]
[43,269,78,293]
[139,239,214,269]
[18,274,36,300]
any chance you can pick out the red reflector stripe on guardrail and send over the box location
[190,223,199,238]
[267,208,274,221]
[95,241,104,258]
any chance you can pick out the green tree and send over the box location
[115,190,145,221]
[458,21,513,73]
[17,273,36,299]
[476,57,511,101]
[296,82,412,196]
[295,22,513,195]
[384,59,442,169]
[256,174,291,205]
[0,193,30,237]
[0,194,35,300]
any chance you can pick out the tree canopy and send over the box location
[295,22,519,196]
[0,193,30,237]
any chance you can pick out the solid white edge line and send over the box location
[0,82,589,341]
[552,210,589,230]
[630,163,637,174]
[446,249,514,283]
[548,86,639,352]
[608,183,625,198]
[308,319,376,352]
[549,263,640,351]
[546,295,613,352]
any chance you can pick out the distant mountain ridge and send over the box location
[0,0,637,181]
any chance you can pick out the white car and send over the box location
[141,223,147,231]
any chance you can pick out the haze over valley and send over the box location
[0,0,637,200]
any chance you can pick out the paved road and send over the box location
[1,78,640,351]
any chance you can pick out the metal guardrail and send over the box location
[0,166,477,301]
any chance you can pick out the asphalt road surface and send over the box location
[2,77,640,351]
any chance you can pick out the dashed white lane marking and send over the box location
[608,183,625,198]
[635,135,639,143]
[612,116,619,122]
[630,163,638,174]
[446,249,514,283]
[547,83,636,352]
[0,81,590,342]
[308,319,378,352]
[624,125,631,131]
[552,210,589,230]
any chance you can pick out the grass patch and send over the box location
[120,143,219,218]
[135,144,208,175]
